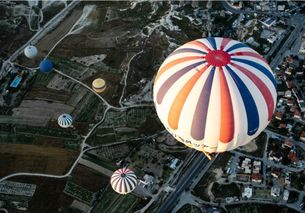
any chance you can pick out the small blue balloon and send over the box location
[39,59,53,73]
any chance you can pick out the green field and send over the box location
[63,181,94,205]
[82,152,116,171]
[92,186,141,213]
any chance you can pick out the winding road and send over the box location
[0,1,154,184]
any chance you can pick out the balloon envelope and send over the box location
[24,45,38,59]
[58,113,73,128]
[153,37,277,153]
[111,168,137,194]
[39,59,53,73]
[92,78,106,93]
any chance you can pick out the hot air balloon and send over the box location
[24,45,38,59]
[92,78,106,93]
[39,59,53,73]
[58,113,73,128]
[111,168,137,194]
[153,37,277,159]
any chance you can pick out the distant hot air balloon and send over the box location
[24,45,38,59]
[39,59,53,73]
[58,113,73,128]
[111,168,137,194]
[92,78,106,93]
[153,37,277,158]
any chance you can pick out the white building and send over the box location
[169,158,180,170]
[260,17,276,28]
[242,186,252,199]
[283,189,289,201]
[271,187,281,197]
[139,174,154,189]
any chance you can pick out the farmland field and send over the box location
[0,143,78,177]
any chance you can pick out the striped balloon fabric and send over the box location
[153,37,277,153]
[57,113,73,128]
[111,168,137,194]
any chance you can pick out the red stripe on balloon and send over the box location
[219,67,234,143]
[220,38,231,50]
[230,52,268,64]
[231,63,274,120]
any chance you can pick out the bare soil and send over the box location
[0,143,78,177]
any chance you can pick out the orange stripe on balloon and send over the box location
[168,65,208,129]
[155,56,204,81]
[189,40,212,52]
[219,67,234,143]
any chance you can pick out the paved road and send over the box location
[157,152,209,212]
[269,14,305,69]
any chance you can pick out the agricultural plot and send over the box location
[92,185,142,213]
[0,143,78,177]
[63,181,95,205]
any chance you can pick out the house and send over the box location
[286,80,294,89]
[242,186,252,199]
[241,158,252,174]
[285,173,291,186]
[279,122,287,129]
[300,131,305,142]
[283,189,289,201]
[253,161,261,174]
[274,111,284,120]
[290,105,298,113]
[271,169,281,178]
[169,158,180,170]
[288,150,299,165]
[236,174,250,182]
[260,17,277,28]
[268,151,283,162]
[139,174,155,189]
[296,69,303,75]
[284,90,292,98]
[294,110,301,119]
[278,4,285,11]
[251,173,262,183]
[285,67,292,75]
[271,186,281,197]
[287,99,295,106]
[282,140,293,149]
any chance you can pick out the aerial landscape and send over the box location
[1,0,305,213]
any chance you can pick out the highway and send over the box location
[157,152,209,213]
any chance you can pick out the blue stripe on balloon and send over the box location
[191,67,215,140]
[206,37,217,50]
[225,43,249,53]
[169,48,207,56]
[225,65,259,136]
[230,58,276,87]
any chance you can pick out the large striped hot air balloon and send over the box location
[153,37,277,156]
[111,168,137,194]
